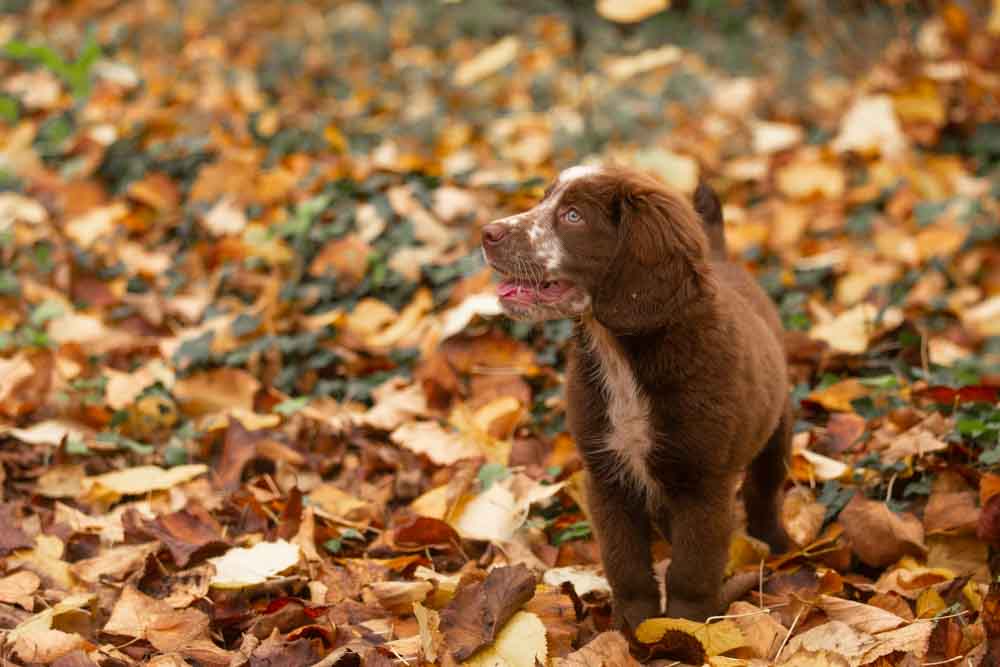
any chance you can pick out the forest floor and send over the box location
[1,1,999,665]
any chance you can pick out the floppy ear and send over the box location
[593,183,712,333]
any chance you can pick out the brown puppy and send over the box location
[481,165,791,627]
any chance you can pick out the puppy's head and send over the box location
[481,165,712,332]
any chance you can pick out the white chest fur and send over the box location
[584,321,659,498]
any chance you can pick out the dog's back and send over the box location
[694,182,784,341]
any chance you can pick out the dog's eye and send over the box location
[562,208,583,224]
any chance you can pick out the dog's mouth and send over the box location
[496,277,576,305]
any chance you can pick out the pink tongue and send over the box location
[498,279,535,300]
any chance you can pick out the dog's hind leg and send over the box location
[743,402,792,553]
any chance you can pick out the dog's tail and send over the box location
[694,181,726,259]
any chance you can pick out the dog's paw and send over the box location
[612,595,661,634]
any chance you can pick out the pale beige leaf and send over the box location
[859,621,932,663]
[201,197,247,236]
[752,121,804,154]
[208,539,300,588]
[0,571,40,610]
[555,631,639,666]
[83,464,208,501]
[542,567,611,597]
[782,486,825,547]
[390,420,481,465]
[65,203,127,248]
[462,611,547,667]
[596,0,669,23]
[809,303,903,354]
[727,602,784,660]
[780,620,869,661]
[453,36,520,86]
[831,95,907,158]
[817,595,906,634]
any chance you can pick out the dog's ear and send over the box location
[593,179,712,333]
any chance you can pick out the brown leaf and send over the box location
[0,503,33,556]
[727,601,784,659]
[819,413,867,454]
[782,486,826,547]
[173,368,260,416]
[838,493,926,568]
[977,492,1000,544]
[554,631,639,666]
[440,563,538,661]
[392,516,461,551]
[0,570,40,610]
[140,504,229,567]
[923,474,980,535]
[246,633,324,667]
[309,234,371,287]
[817,595,906,633]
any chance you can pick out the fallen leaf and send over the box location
[727,602,784,660]
[838,494,926,568]
[453,36,520,86]
[172,368,260,416]
[542,566,611,597]
[555,631,639,666]
[817,595,906,633]
[635,617,744,662]
[462,610,548,666]
[440,563,537,661]
[806,378,870,413]
[809,304,903,354]
[82,465,208,505]
[0,570,40,610]
[6,593,95,664]
[783,486,826,546]
[391,420,481,465]
[201,197,247,236]
[753,121,804,154]
[596,0,669,23]
[831,95,907,158]
[208,539,300,588]
[780,620,868,662]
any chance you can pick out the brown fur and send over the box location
[482,166,792,628]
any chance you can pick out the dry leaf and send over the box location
[440,563,537,661]
[831,95,907,158]
[555,631,639,666]
[817,595,906,633]
[596,0,669,23]
[839,494,926,568]
[462,610,548,667]
[783,486,826,546]
[208,539,300,588]
[0,570,40,610]
[453,36,520,86]
[82,464,208,504]
[635,617,746,656]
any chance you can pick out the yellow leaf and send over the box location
[635,617,745,656]
[462,610,547,667]
[82,464,208,504]
[916,588,946,618]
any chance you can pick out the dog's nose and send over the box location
[481,223,507,246]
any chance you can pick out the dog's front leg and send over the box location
[664,474,738,621]
[586,474,660,632]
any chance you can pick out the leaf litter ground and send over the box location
[0,1,1000,666]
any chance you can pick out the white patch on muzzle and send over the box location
[523,164,603,271]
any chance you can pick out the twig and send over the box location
[922,656,965,666]
[772,606,804,663]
